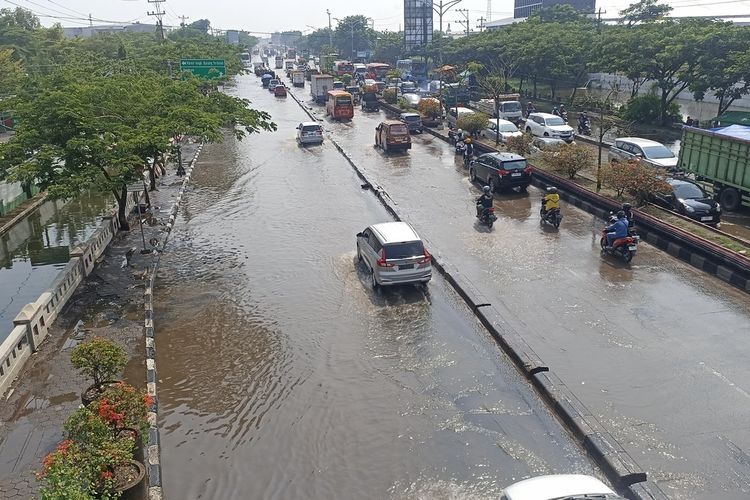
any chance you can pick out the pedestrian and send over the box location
[686,116,693,126]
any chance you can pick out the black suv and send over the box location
[469,152,531,192]
[361,92,380,112]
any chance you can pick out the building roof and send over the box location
[485,17,524,29]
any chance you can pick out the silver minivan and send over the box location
[356,222,432,288]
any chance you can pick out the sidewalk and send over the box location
[0,140,200,498]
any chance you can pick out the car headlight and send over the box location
[684,204,695,213]
[716,205,721,213]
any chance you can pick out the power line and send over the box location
[2,0,142,24]
[45,0,88,18]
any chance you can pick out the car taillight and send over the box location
[418,249,431,265]
[523,166,532,174]
[498,169,509,175]
[377,249,394,268]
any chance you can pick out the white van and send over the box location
[447,106,475,128]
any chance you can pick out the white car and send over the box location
[501,474,626,500]
[481,119,522,143]
[402,93,421,108]
[525,112,574,142]
[296,122,323,145]
[608,137,678,170]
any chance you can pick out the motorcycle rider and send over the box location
[476,185,493,218]
[578,111,590,133]
[464,137,474,165]
[540,186,560,217]
[552,106,560,116]
[559,104,568,121]
[526,102,536,117]
[605,210,629,249]
[621,202,634,229]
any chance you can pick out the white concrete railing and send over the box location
[0,191,139,396]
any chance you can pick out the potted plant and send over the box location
[96,382,153,440]
[71,337,127,406]
[38,440,103,499]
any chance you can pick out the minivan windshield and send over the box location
[503,159,528,170]
[545,117,566,126]
[385,241,424,259]
[302,125,320,132]
[498,123,518,132]
[642,145,675,159]
[403,115,421,122]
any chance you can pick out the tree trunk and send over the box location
[113,185,130,231]
[532,77,537,98]
[660,88,670,126]
[518,76,525,95]
[148,161,157,191]
[550,80,556,100]
[570,86,579,106]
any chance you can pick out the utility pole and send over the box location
[455,8,470,36]
[486,0,492,21]
[430,0,462,66]
[88,13,93,27]
[477,16,486,32]
[178,15,189,28]
[326,9,333,47]
[147,0,166,40]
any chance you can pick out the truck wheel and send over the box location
[526,127,532,134]
[719,188,741,212]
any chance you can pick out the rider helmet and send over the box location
[464,138,472,144]
[622,203,632,211]
[617,210,627,219]
[482,185,491,194]
[546,186,558,194]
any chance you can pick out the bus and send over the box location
[333,60,355,77]
[274,55,283,69]
[366,63,390,80]
[396,59,427,82]
[326,90,354,121]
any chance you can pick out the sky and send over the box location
[6,0,749,33]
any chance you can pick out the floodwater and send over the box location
[0,192,113,338]
[155,75,600,499]
[295,89,750,499]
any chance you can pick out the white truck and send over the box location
[472,94,523,123]
[292,70,305,88]
[310,74,334,105]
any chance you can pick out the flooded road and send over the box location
[297,90,750,498]
[0,192,114,337]
[155,75,598,499]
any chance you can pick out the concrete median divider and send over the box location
[283,89,664,498]
[143,142,203,500]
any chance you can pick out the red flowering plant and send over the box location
[38,438,125,499]
[96,382,152,437]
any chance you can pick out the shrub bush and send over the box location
[602,159,671,205]
[456,112,489,137]
[382,88,397,104]
[618,95,681,124]
[418,98,442,120]
[506,133,534,156]
[71,337,127,388]
[543,143,594,179]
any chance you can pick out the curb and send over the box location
[144,142,203,500]
[288,88,665,499]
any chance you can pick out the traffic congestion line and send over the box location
[284,84,667,500]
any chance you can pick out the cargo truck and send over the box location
[310,74,334,105]
[678,125,750,211]
[472,94,523,124]
[292,70,305,88]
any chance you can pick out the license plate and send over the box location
[628,246,637,251]
[511,172,522,177]
[399,264,414,270]
[701,216,713,221]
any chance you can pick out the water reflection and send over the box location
[0,191,113,337]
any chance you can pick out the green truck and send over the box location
[678,125,750,211]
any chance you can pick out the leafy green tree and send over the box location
[618,0,673,26]
[373,30,402,64]
[457,112,489,137]
[333,16,374,59]
[0,69,275,229]
[189,19,211,34]
[0,47,24,95]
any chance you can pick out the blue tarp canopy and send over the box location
[709,124,750,141]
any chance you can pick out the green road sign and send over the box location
[180,59,226,79]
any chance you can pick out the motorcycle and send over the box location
[464,153,473,168]
[477,205,497,228]
[560,110,569,122]
[578,120,592,136]
[540,207,563,228]
[455,141,466,155]
[600,217,639,263]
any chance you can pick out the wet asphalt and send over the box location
[154,74,601,499]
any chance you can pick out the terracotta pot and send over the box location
[113,459,146,495]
